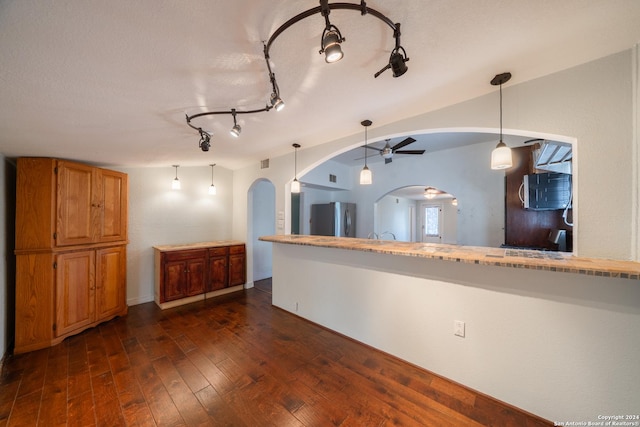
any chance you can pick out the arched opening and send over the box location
[247,179,276,286]
[299,128,575,252]
[374,185,458,243]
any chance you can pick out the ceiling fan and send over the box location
[363,137,425,164]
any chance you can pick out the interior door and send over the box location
[420,203,443,243]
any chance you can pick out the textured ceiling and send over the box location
[1,1,639,169]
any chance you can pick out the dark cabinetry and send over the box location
[505,146,572,250]
[155,242,246,308]
[162,249,207,301]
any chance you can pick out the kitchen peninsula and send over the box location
[260,234,640,423]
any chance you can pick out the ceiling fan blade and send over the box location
[385,157,393,164]
[391,137,416,151]
[394,150,425,155]
[362,145,382,152]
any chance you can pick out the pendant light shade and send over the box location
[171,165,181,190]
[291,178,301,194]
[490,72,513,170]
[291,143,301,193]
[208,164,217,195]
[360,120,373,185]
[491,141,512,170]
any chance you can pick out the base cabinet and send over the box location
[154,242,246,308]
[15,245,127,353]
[161,249,207,302]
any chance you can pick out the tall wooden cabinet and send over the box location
[15,158,128,354]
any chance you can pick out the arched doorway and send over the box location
[375,185,458,243]
[248,179,276,283]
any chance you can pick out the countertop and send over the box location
[153,240,245,252]
[259,235,640,281]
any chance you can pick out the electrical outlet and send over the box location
[295,302,299,312]
[454,320,465,338]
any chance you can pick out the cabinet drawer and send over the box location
[163,249,207,262]
[209,247,228,257]
[229,245,245,255]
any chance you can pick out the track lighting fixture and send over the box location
[208,164,217,195]
[198,129,211,152]
[270,92,285,112]
[320,27,344,63]
[291,143,301,193]
[374,25,409,78]
[319,2,344,63]
[490,72,513,170]
[185,1,409,148]
[229,109,241,138]
[171,165,181,190]
[359,120,373,185]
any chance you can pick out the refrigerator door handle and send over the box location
[344,208,351,236]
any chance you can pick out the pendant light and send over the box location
[171,165,181,190]
[360,120,373,185]
[291,143,301,193]
[208,164,217,195]
[490,72,513,170]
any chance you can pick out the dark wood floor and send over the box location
[0,282,551,426]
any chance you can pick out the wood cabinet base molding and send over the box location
[154,241,246,309]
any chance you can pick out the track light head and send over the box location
[374,46,409,78]
[270,92,285,112]
[390,47,409,77]
[198,130,211,152]
[229,109,241,137]
[320,27,344,63]
[230,124,241,138]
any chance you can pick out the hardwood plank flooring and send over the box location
[0,283,552,426]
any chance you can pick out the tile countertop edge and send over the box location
[153,240,245,251]
[259,235,640,281]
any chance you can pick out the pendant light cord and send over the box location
[364,126,368,166]
[499,82,503,142]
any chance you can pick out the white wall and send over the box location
[375,195,414,241]
[271,243,640,422]
[300,159,353,190]
[233,49,636,261]
[116,165,234,305]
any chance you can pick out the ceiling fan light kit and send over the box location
[185,0,409,152]
[362,137,424,164]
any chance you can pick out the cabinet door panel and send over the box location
[186,258,206,296]
[209,256,228,291]
[56,251,95,336]
[56,162,94,246]
[163,260,186,302]
[96,246,126,319]
[98,170,128,242]
[229,253,246,287]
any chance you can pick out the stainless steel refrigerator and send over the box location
[310,202,356,237]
